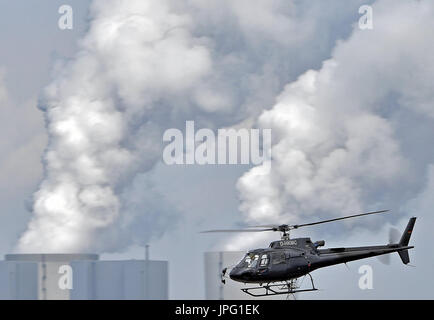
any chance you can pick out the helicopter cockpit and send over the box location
[236,252,271,269]
[230,250,285,282]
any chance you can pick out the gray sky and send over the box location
[0,0,433,299]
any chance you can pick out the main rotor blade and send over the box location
[202,210,389,234]
[200,228,275,233]
[292,210,390,229]
[246,224,280,229]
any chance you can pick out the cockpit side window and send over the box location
[259,254,269,267]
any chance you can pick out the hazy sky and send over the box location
[0,0,433,299]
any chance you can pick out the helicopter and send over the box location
[202,210,416,297]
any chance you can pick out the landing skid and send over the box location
[241,274,318,297]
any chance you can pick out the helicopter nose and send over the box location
[229,268,245,282]
[229,268,240,281]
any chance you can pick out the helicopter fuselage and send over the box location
[229,228,414,284]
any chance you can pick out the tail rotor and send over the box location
[378,227,400,265]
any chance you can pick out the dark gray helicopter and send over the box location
[202,210,416,297]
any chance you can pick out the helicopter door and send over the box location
[270,252,287,278]
[290,253,309,276]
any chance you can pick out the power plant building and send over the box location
[0,253,168,300]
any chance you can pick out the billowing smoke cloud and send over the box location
[230,0,434,250]
[16,0,372,253]
[16,0,213,253]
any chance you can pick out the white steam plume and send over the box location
[230,0,434,250]
[16,0,372,253]
[16,0,213,253]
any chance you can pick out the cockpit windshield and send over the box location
[238,253,269,269]
[237,253,257,268]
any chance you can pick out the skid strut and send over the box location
[241,274,318,297]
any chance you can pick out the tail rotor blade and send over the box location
[389,227,401,244]
[378,227,400,265]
